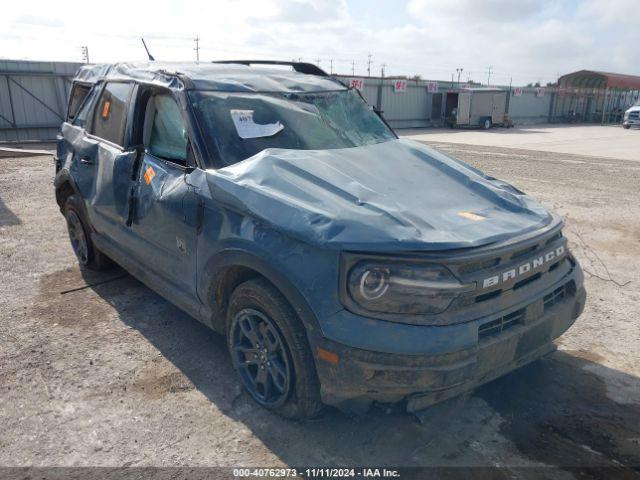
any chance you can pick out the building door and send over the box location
[431,93,443,120]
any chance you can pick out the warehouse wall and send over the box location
[338,75,555,129]
[0,60,83,142]
[508,89,553,125]
[1,61,565,142]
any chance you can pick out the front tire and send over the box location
[64,195,112,271]
[227,278,322,419]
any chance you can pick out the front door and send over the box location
[128,93,200,303]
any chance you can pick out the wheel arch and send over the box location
[54,170,80,210]
[200,248,322,340]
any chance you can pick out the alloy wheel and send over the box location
[66,210,89,265]
[230,308,292,407]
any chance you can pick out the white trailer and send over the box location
[445,88,508,129]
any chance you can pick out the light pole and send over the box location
[456,67,463,86]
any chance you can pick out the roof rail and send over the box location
[211,60,328,77]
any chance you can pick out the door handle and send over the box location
[80,156,94,165]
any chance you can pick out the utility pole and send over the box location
[367,53,372,77]
[380,63,386,78]
[456,67,463,86]
[486,66,493,86]
[330,58,333,75]
[194,36,200,62]
[81,46,90,64]
[352,60,355,76]
[316,57,321,67]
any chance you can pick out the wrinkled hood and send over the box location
[204,139,554,251]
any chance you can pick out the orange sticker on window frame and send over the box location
[143,166,156,185]
[101,100,111,119]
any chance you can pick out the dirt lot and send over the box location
[1,134,640,477]
[402,124,640,161]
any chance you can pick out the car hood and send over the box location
[203,139,554,251]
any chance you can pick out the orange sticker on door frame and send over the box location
[101,100,111,119]
[143,166,156,185]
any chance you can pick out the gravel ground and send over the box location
[1,142,639,478]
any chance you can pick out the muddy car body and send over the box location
[55,61,586,418]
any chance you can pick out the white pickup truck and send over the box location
[623,105,640,129]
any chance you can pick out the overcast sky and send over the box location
[1,0,638,85]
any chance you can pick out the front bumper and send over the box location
[313,271,585,413]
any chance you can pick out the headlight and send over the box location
[345,259,474,315]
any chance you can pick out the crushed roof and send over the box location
[74,62,347,93]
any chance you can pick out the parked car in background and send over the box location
[55,61,586,419]
[623,106,640,129]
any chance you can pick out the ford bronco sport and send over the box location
[55,61,586,418]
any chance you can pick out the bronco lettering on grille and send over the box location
[482,246,565,288]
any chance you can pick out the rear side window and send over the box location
[92,82,133,146]
[72,86,99,128]
[145,95,188,164]
[67,84,91,121]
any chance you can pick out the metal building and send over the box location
[0,60,83,142]
[553,70,640,124]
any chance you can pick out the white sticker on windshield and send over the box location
[230,109,284,139]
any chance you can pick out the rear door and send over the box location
[492,93,506,123]
[84,81,139,247]
[457,92,471,125]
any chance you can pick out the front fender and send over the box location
[197,242,326,340]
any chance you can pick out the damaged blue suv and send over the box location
[55,61,586,418]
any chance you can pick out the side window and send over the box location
[92,82,133,146]
[67,84,91,121]
[72,86,99,128]
[145,95,188,165]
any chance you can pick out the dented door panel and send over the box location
[90,143,137,234]
[128,153,198,299]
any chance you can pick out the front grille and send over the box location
[478,308,525,338]
[544,284,568,310]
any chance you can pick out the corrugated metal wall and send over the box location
[0,60,83,142]
[508,89,553,124]
[1,61,604,142]
[339,75,556,129]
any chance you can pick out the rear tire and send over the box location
[227,278,322,419]
[63,195,112,271]
[623,124,630,129]
[482,117,493,130]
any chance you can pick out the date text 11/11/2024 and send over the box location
[233,468,401,478]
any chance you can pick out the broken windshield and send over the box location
[189,89,396,166]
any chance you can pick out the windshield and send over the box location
[189,89,396,166]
